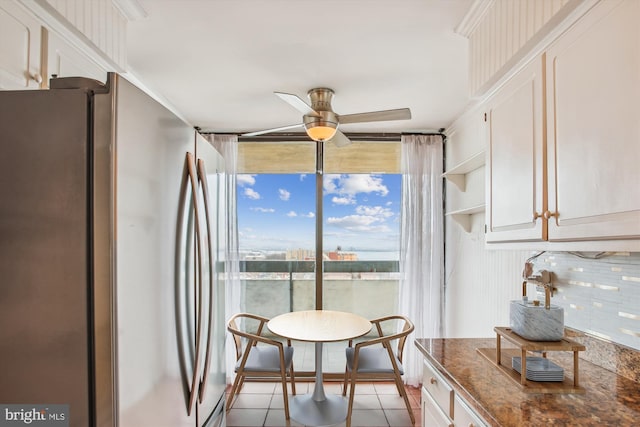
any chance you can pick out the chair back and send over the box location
[344,315,416,426]
[370,315,414,362]
[227,312,270,362]
[226,313,296,419]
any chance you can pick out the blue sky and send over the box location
[237,173,401,253]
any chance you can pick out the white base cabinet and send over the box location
[454,395,487,427]
[422,387,453,427]
[421,360,487,427]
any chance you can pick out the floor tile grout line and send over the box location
[226,381,419,427]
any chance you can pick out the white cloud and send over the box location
[251,207,275,213]
[326,215,391,232]
[325,205,395,232]
[300,174,307,181]
[386,201,393,206]
[327,215,379,227]
[332,196,355,205]
[286,211,314,218]
[278,188,291,201]
[244,188,260,200]
[323,174,388,197]
[237,174,256,186]
[238,229,257,239]
[355,205,394,218]
[323,174,340,194]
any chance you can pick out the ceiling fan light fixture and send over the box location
[304,121,338,142]
[244,87,410,146]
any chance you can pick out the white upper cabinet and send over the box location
[545,0,640,243]
[45,29,107,85]
[485,55,545,243]
[484,0,640,249]
[0,1,43,89]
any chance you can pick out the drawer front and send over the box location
[454,395,487,427]
[422,360,454,418]
[422,387,453,427]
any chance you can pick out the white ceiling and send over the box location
[126,0,473,136]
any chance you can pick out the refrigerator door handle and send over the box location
[176,152,206,416]
[196,158,216,403]
[175,153,192,413]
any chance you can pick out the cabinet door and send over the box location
[45,30,107,86]
[546,0,640,242]
[454,395,487,427]
[486,56,546,242]
[421,387,453,427]
[0,1,42,89]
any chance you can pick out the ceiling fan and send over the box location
[241,88,412,147]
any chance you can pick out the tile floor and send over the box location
[226,381,422,427]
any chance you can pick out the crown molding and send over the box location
[112,0,147,21]
[455,0,494,38]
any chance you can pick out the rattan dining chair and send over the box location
[342,315,415,427]
[226,313,296,419]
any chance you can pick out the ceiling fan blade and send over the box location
[241,123,303,137]
[275,92,320,117]
[337,108,412,125]
[329,130,351,147]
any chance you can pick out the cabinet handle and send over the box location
[30,73,43,84]
[429,377,437,385]
[543,210,559,219]
[468,424,475,427]
[533,211,543,220]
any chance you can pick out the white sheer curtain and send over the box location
[206,133,242,382]
[399,134,444,386]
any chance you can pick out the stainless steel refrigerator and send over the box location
[0,73,226,427]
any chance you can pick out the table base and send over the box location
[289,393,348,426]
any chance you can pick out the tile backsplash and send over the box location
[530,251,640,351]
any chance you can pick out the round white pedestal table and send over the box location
[267,310,372,426]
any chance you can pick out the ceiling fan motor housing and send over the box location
[303,110,338,128]
[304,88,339,139]
[307,88,335,112]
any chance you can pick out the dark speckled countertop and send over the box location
[415,338,640,426]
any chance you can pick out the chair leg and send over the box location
[226,372,243,411]
[342,366,349,396]
[289,363,296,395]
[393,373,415,425]
[346,372,358,427]
[280,367,290,420]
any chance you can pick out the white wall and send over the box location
[443,106,531,338]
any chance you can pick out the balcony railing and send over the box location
[238,260,401,374]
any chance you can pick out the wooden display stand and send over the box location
[477,327,586,394]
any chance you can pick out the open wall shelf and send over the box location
[445,204,485,232]
[442,151,485,191]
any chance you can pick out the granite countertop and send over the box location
[415,337,640,426]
